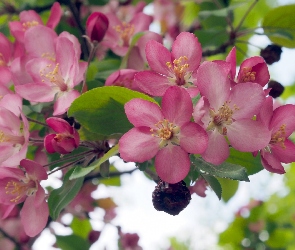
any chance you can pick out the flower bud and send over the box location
[88,230,101,244]
[268,80,285,98]
[152,179,191,216]
[86,12,109,43]
[260,44,282,65]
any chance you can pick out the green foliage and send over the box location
[48,169,84,220]
[71,217,92,239]
[55,235,91,250]
[217,178,239,202]
[262,4,295,48]
[68,86,157,137]
[202,174,222,200]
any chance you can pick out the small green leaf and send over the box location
[191,156,250,182]
[71,217,92,239]
[48,169,84,220]
[226,148,263,175]
[217,177,239,202]
[201,174,222,200]
[262,4,295,48]
[55,235,91,250]
[68,86,157,136]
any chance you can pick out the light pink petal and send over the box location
[0,145,19,166]
[24,26,57,58]
[225,47,236,80]
[34,183,46,207]
[0,94,22,117]
[0,107,21,131]
[46,2,62,29]
[46,117,72,133]
[0,141,28,168]
[0,33,12,62]
[171,32,202,72]
[155,145,190,184]
[193,96,207,125]
[161,86,192,126]
[227,120,271,152]
[74,61,88,86]
[261,153,285,174]
[272,139,295,163]
[20,10,43,24]
[229,82,265,120]
[15,83,55,103]
[135,71,173,96]
[119,127,160,163]
[145,40,172,75]
[59,32,82,59]
[186,86,199,98]
[270,104,295,136]
[124,98,163,128]
[127,47,145,70]
[196,61,230,110]
[21,196,48,237]
[130,13,153,33]
[201,131,229,165]
[179,122,208,154]
[10,55,33,86]
[2,204,16,219]
[256,96,273,128]
[0,67,12,86]
[20,159,47,180]
[53,90,80,116]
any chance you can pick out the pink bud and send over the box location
[86,12,109,43]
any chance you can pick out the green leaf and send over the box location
[71,217,92,239]
[68,86,157,136]
[100,161,110,178]
[262,4,295,48]
[191,156,250,182]
[201,174,222,200]
[48,169,84,220]
[217,177,239,202]
[55,235,90,250]
[70,145,119,180]
[226,148,263,175]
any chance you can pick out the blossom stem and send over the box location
[48,157,85,175]
[26,116,48,127]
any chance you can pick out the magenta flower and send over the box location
[135,32,202,97]
[194,61,271,165]
[86,12,109,43]
[119,86,208,184]
[44,117,80,155]
[257,97,295,174]
[0,159,48,237]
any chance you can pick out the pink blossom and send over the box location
[102,12,152,56]
[0,32,13,87]
[189,178,208,197]
[135,32,201,97]
[44,117,80,154]
[15,26,87,115]
[257,96,295,174]
[0,159,48,237]
[119,86,208,184]
[9,2,62,43]
[0,94,29,167]
[194,61,271,165]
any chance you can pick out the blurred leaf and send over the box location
[267,228,294,248]
[181,2,200,27]
[48,169,84,220]
[262,4,295,48]
[100,161,110,178]
[68,86,157,136]
[199,3,243,19]
[226,148,263,175]
[97,197,117,210]
[195,28,228,49]
[191,156,250,182]
[71,217,92,239]
[55,235,90,250]
[202,174,222,200]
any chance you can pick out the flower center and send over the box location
[150,119,180,148]
[0,53,6,66]
[207,102,238,135]
[22,20,39,31]
[41,52,56,61]
[40,63,68,92]
[113,22,135,46]
[240,67,256,82]
[54,133,74,142]
[5,179,37,203]
[0,130,25,145]
[166,56,190,86]
[270,124,286,149]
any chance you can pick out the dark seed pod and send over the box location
[152,179,191,216]
[268,80,285,98]
[260,44,282,65]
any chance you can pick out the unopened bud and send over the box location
[268,80,284,98]
[260,44,282,65]
[152,179,191,216]
[86,12,109,43]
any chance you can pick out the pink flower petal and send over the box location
[46,117,73,133]
[227,120,271,152]
[161,86,192,126]
[15,83,55,103]
[261,152,285,174]
[124,99,163,128]
[145,40,172,75]
[135,71,173,96]
[0,94,22,117]
[53,90,80,116]
[20,196,48,237]
[171,32,202,72]
[119,127,160,163]
[229,82,265,120]
[46,2,62,29]
[20,159,47,180]
[196,61,230,110]
[131,13,152,34]
[44,134,56,153]
[179,122,208,154]
[272,139,295,163]
[201,131,229,165]
[225,47,236,80]
[256,96,273,128]
[155,145,190,184]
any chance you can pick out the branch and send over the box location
[84,168,138,182]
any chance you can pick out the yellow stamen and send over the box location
[270,124,286,149]
[240,67,256,82]
[166,56,190,86]
[113,22,135,46]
